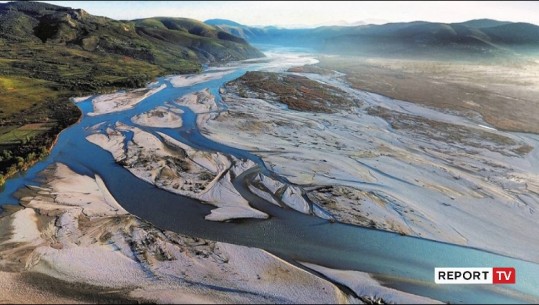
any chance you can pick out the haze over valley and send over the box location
[1,1,539,304]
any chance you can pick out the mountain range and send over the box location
[205,18,539,59]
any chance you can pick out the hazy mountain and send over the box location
[481,23,539,45]
[205,18,243,27]
[204,20,355,49]
[454,19,512,29]
[205,18,539,59]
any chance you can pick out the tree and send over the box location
[26,152,36,162]
[2,150,12,160]
[39,146,49,157]
[15,156,25,168]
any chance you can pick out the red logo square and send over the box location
[492,267,516,284]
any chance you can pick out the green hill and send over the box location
[0,2,262,75]
[0,1,263,186]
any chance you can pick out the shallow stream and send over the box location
[1,48,538,303]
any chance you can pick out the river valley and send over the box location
[1,47,538,304]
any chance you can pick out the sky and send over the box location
[32,1,539,27]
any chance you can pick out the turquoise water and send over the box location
[0,52,538,304]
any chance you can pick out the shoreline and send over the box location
[0,162,361,304]
[0,60,219,189]
[0,52,271,184]
[0,106,81,189]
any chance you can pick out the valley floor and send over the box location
[1,51,538,303]
[198,68,539,263]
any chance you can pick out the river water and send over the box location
[1,48,538,304]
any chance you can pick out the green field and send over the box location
[0,123,52,145]
[0,76,62,118]
[0,126,15,134]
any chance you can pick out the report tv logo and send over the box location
[435,267,516,284]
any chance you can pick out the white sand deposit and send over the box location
[131,105,183,128]
[86,127,126,161]
[194,72,539,264]
[6,208,41,244]
[257,51,319,72]
[174,88,220,113]
[302,263,441,304]
[86,122,268,222]
[0,163,354,304]
[70,95,92,103]
[0,271,87,304]
[168,70,235,88]
[88,84,166,116]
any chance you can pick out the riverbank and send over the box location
[87,84,167,116]
[0,102,82,189]
[0,162,361,303]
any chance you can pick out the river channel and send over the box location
[1,48,538,304]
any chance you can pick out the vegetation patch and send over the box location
[287,65,334,75]
[0,123,51,145]
[315,56,539,134]
[367,106,533,157]
[226,71,356,113]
